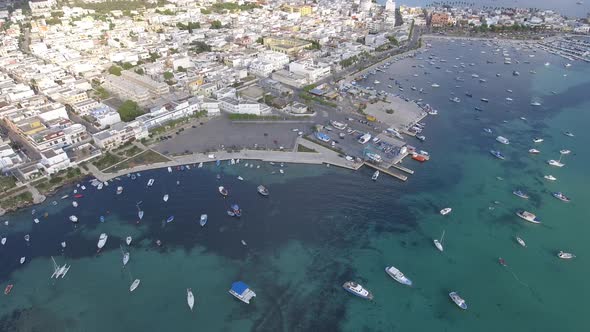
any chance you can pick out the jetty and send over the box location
[363,162,408,182]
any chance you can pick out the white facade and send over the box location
[92,121,148,150]
[39,147,71,175]
[90,106,121,129]
[289,61,331,84]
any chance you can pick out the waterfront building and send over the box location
[263,37,312,55]
[92,121,148,150]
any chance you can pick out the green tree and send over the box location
[190,41,211,53]
[117,100,143,122]
[163,71,174,80]
[122,62,134,70]
[149,52,160,62]
[177,66,187,72]
[256,37,264,44]
[108,65,122,76]
[210,20,223,29]
[135,68,144,75]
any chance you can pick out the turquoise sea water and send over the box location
[1,40,589,331]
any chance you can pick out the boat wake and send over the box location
[502,264,529,288]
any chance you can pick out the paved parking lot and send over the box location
[152,116,313,155]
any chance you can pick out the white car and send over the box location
[292,128,299,132]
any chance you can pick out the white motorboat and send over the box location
[163,194,169,202]
[69,215,78,223]
[516,211,541,224]
[529,148,540,154]
[385,266,413,286]
[126,236,132,246]
[564,131,574,137]
[241,240,247,246]
[167,166,172,173]
[496,136,510,145]
[544,175,557,181]
[61,241,66,248]
[200,214,207,227]
[516,237,526,247]
[198,162,203,168]
[34,218,40,224]
[72,201,78,208]
[559,149,571,155]
[24,234,30,242]
[229,281,256,304]
[138,210,144,220]
[20,257,26,264]
[1,237,6,245]
[342,281,374,300]
[237,176,244,181]
[440,208,452,216]
[130,279,141,292]
[533,138,544,143]
[97,233,108,249]
[449,292,468,310]
[123,252,130,266]
[372,170,379,181]
[434,230,445,252]
[218,186,228,197]
[547,160,564,167]
[116,186,123,195]
[187,288,195,311]
[557,251,575,259]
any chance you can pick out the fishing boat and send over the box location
[512,190,529,199]
[560,149,571,155]
[372,170,379,181]
[227,204,241,218]
[72,201,78,207]
[130,279,141,292]
[96,233,108,249]
[218,186,228,197]
[116,186,123,195]
[516,211,541,224]
[162,194,169,202]
[490,150,505,160]
[552,192,570,202]
[516,237,526,247]
[166,216,175,223]
[342,281,373,300]
[533,138,544,143]
[529,148,540,154]
[544,175,557,181]
[557,251,575,259]
[4,284,13,295]
[20,257,26,264]
[547,159,564,167]
[449,292,467,310]
[123,252,130,266]
[147,179,154,187]
[564,131,574,137]
[440,208,452,216]
[385,266,413,286]
[496,136,510,144]
[200,214,207,227]
[69,215,78,223]
[187,288,195,311]
[257,185,269,196]
[229,281,256,304]
[434,230,445,252]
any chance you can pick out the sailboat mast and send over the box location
[440,230,446,244]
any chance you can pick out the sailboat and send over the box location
[126,236,132,246]
[434,230,445,252]
[1,237,6,245]
[138,210,144,220]
[130,279,141,292]
[122,251,130,267]
[187,288,195,311]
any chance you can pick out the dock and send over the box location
[363,162,408,182]
[391,163,414,174]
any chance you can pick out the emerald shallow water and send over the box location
[1,40,589,331]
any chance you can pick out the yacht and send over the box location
[516,211,541,224]
[229,281,256,304]
[496,136,510,144]
[257,185,269,196]
[547,160,564,167]
[138,210,144,220]
[552,192,570,202]
[97,233,108,249]
[218,186,228,197]
[69,215,78,223]
[200,214,208,227]
[512,190,529,199]
[1,237,5,245]
[533,138,544,143]
[481,98,489,102]
[72,201,78,208]
[449,292,468,310]
[440,208,452,216]
[490,150,505,160]
[450,97,461,103]
[187,288,195,311]
[529,148,540,154]
[516,237,526,247]
[530,101,541,106]
[126,236,132,246]
[163,194,169,202]
[557,251,575,259]
[559,149,571,155]
[130,279,141,292]
[123,252,130,266]
[544,175,557,181]
[385,266,413,286]
[431,83,440,88]
[372,170,380,181]
[116,186,123,195]
[342,281,374,300]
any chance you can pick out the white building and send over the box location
[218,97,270,115]
[90,105,121,129]
[289,61,331,84]
[92,121,148,150]
[39,147,71,175]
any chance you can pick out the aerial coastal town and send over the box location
[0,0,589,213]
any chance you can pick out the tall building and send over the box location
[385,0,396,27]
[385,0,396,13]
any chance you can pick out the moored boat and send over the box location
[342,281,374,300]
[126,236,132,246]
[229,281,256,304]
[440,208,452,216]
[385,266,412,286]
[449,292,467,310]
[490,150,505,160]
[512,190,529,199]
[516,237,526,247]
[557,251,575,259]
[533,138,544,143]
[187,288,195,311]
[4,284,13,295]
[257,185,269,196]
[20,257,26,264]
[227,204,241,217]
[552,192,570,202]
[564,131,574,137]
[218,186,228,197]
[529,148,540,154]
[163,194,169,202]
[97,233,108,249]
[147,178,154,187]
[116,186,123,195]
[516,210,541,224]
[496,136,510,144]
[547,159,564,167]
[69,215,78,223]
[544,175,557,181]
[123,252,130,266]
[200,214,207,227]
[559,149,571,155]
[130,279,141,292]
[166,216,174,223]
[371,170,379,181]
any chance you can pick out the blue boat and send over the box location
[99,216,105,223]
[227,204,241,218]
[216,160,221,166]
[490,150,505,160]
[449,292,468,310]
[229,281,256,304]
[166,216,175,223]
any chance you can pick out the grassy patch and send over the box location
[0,176,17,192]
[108,150,170,173]
[298,92,338,108]
[93,152,123,170]
[0,191,33,210]
[297,144,318,153]
[121,145,143,157]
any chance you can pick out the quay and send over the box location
[391,163,414,175]
[362,162,408,182]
